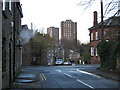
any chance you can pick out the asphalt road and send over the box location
[21,65,119,89]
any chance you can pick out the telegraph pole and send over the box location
[101,0,104,40]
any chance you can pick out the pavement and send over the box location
[78,65,120,82]
[11,67,42,89]
[10,65,120,89]
[95,69,120,82]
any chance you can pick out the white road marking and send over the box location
[77,79,95,89]
[55,69,95,89]
[55,69,62,72]
[77,69,101,78]
[64,73,73,78]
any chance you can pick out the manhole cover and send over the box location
[17,74,36,79]
[16,79,36,83]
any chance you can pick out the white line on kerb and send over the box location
[77,79,95,89]
[55,69,62,72]
[77,69,101,78]
[64,73,73,78]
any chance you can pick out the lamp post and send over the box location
[101,0,104,41]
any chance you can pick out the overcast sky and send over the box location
[20,0,109,43]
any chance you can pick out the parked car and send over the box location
[72,62,76,66]
[64,61,72,65]
[55,59,63,65]
[64,61,69,65]
[68,62,72,65]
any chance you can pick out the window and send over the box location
[9,0,11,10]
[104,31,107,38]
[91,47,94,56]
[94,49,96,56]
[96,48,98,56]
[91,33,93,41]
[2,0,6,11]
[96,32,98,40]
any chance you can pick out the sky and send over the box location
[20,0,109,43]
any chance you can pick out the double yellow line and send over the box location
[40,73,46,81]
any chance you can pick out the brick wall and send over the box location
[90,29,101,64]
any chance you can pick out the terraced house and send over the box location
[88,11,120,64]
[1,0,23,88]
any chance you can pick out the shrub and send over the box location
[82,53,90,64]
[97,40,118,70]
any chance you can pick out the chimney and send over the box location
[93,11,98,26]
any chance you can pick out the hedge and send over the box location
[97,40,118,70]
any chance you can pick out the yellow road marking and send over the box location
[42,73,46,80]
[40,73,44,81]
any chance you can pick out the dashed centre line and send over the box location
[64,73,73,78]
[64,73,95,89]
[77,79,95,89]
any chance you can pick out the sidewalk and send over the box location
[11,66,42,89]
[95,69,120,81]
[78,66,120,82]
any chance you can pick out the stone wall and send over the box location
[2,1,15,87]
[0,1,2,90]
[2,2,23,88]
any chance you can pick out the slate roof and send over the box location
[88,16,120,30]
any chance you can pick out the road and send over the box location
[19,65,119,89]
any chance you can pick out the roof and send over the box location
[88,16,120,30]
[16,2,23,18]
[22,25,28,30]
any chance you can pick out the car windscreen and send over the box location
[56,60,62,62]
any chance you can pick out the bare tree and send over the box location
[78,0,119,17]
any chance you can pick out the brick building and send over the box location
[61,20,77,49]
[2,1,23,88]
[88,11,120,64]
